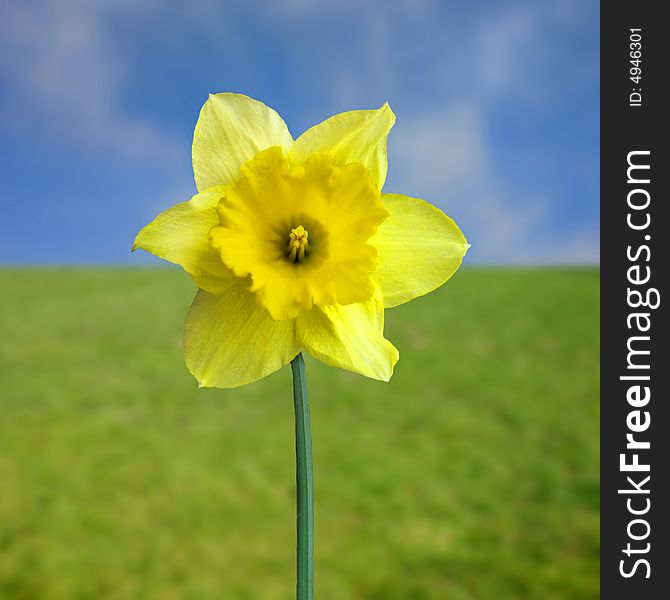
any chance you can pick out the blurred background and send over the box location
[0,1,599,599]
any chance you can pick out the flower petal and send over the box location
[371,193,469,308]
[192,93,294,191]
[184,281,300,388]
[290,103,395,190]
[132,187,237,294]
[296,289,399,381]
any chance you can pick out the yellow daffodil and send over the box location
[133,93,469,388]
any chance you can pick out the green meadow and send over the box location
[0,268,599,599]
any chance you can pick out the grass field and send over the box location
[0,268,599,599]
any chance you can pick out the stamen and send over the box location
[287,225,309,262]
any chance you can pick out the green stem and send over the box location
[291,353,314,600]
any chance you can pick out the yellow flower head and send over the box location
[133,93,469,388]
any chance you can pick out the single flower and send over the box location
[133,93,469,388]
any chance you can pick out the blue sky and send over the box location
[0,0,599,265]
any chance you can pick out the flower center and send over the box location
[287,225,310,262]
[209,147,390,320]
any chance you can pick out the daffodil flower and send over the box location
[133,93,469,599]
[133,93,469,388]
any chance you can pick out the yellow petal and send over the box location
[209,148,388,320]
[192,93,293,191]
[132,187,236,294]
[184,280,300,388]
[296,289,399,381]
[290,103,395,190]
[371,193,469,308]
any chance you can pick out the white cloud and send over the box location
[0,0,180,163]
[387,95,599,264]
[390,105,486,193]
[539,227,600,265]
[473,6,537,91]
[388,103,556,263]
